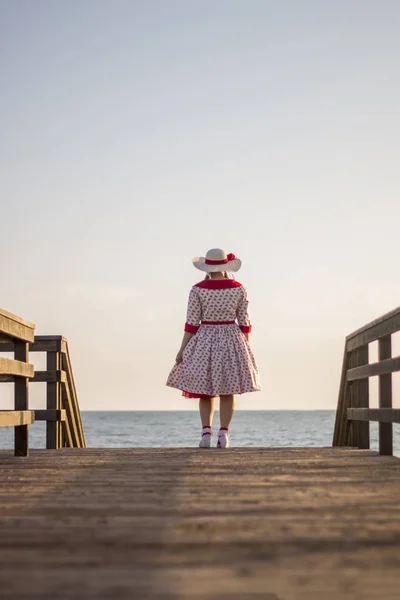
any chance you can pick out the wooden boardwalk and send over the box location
[1,447,400,599]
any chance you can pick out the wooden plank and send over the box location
[349,345,369,449]
[379,335,393,456]
[347,407,400,423]
[34,409,66,422]
[0,334,13,342]
[0,410,35,427]
[348,350,356,448]
[0,309,35,343]
[357,345,370,450]
[31,370,66,383]
[0,375,17,382]
[0,339,62,353]
[32,336,64,352]
[0,341,14,351]
[0,357,34,378]
[46,352,62,449]
[61,380,81,447]
[0,308,35,329]
[62,416,74,447]
[347,356,400,381]
[346,307,400,351]
[14,341,30,457]
[341,379,352,446]
[332,346,349,446]
[3,448,400,599]
[62,344,86,447]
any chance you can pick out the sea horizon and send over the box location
[80,408,336,412]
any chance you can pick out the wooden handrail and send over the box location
[0,308,35,343]
[333,306,400,455]
[345,307,400,350]
[0,331,86,451]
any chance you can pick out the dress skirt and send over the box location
[166,323,261,398]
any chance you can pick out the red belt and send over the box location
[201,320,236,325]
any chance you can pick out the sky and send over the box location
[0,0,399,411]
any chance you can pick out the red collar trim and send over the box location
[195,280,242,289]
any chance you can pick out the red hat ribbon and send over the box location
[205,252,236,265]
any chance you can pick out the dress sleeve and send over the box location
[236,286,252,333]
[184,287,202,333]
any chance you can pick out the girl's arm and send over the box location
[176,287,201,363]
[237,286,252,341]
[176,332,194,363]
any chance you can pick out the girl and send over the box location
[167,248,261,448]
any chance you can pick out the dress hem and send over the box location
[167,383,261,398]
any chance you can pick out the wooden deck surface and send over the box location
[1,447,400,599]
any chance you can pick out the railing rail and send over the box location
[333,307,400,455]
[1,319,86,452]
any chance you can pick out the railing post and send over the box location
[350,344,370,449]
[333,346,350,446]
[379,335,393,456]
[14,341,30,456]
[348,350,356,447]
[46,349,63,449]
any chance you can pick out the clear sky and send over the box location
[1,0,399,411]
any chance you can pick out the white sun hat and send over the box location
[192,248,242,273]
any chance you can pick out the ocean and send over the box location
[0,411,399,454]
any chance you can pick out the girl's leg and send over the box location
[199,396,215,448]
[219,395,235,428]
[217,395,235,448]
[199,396,215,427]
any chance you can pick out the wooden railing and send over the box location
[333,307,400,455]
[1,310,86,454]
[31,336,86,449]
[0,309,36,456]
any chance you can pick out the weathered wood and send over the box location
[31,370,67,383]
[0,335,13,342]
[347,408,400,423]
[341,377,352,446]
[46,352,63,449]
[19,335,85,449]
[379,335,393,455]
[357,345,370,450]
[1,447,400,600]
[0,308,35,343]
[0,357,34,378]
[61,380,81,447]
[0,410,35,427]
[13,341,30,457]
[335,307,400,455]
[0,338,63,353]
[34,409,66,422]
[349,345,369,449]
[32,336,64,352]
[0,375,17,382]
[346,306,400,351]
[332,347,350,446]
[0,323,85,452]
[62,416,74,447]
[347,355,400,380]
[62,345,86,447]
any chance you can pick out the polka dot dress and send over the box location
[166,279,261,398]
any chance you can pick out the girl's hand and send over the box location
[176,349,184,364]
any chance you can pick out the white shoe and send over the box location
[217,430,230,448]
[199,428,211,448]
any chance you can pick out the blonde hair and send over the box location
[204,271,231,280]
